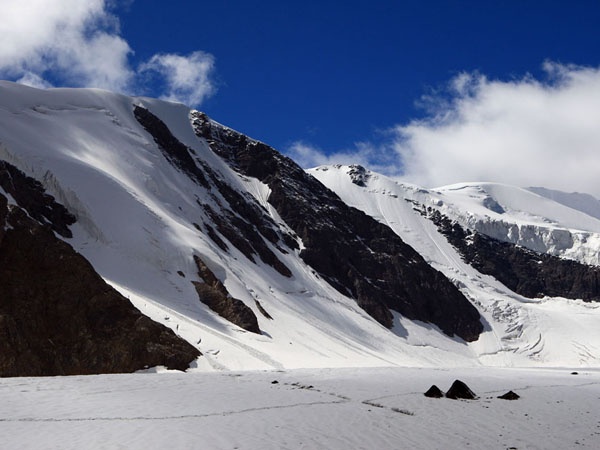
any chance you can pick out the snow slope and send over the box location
[311,165,600,367]
[529,186,600,221]
[4,82,600,450]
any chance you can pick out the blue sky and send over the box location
[2,1,600,195]
[118,0,600,150]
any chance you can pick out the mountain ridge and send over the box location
[191,112,483,341]
[1,81,600,374]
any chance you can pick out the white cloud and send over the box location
[289,63,600,199]
[0,1,216,106]
[140,52,216,106]
[15,72,53,89]
[0,0,132,91]
[56,31,133,90]
[286,142,355,168]
[393,63,600,198]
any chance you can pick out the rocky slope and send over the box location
[427,208,600,301]
[191,112,482,341]
[0,161,199,376]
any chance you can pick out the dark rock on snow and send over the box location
[255,300,274,320]
[498,390,520,400]
[424,385,445,398]
[0,173,200,376]
[346,164,371,187]
[191,112,483,342]
[0,161,75,238]
[445,380,477,399]
[193,255,261,333]
[133,105,210,188]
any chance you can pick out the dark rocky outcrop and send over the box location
[445,380,477,399]
[498,390,520,400]
[0,161,76,238]
[424,385,445,398]
[133,106,210,188]
[0,188,199,377]
[255,300,273,320]
[193,255,260,333]
[347,164,371,187]
[428,209,600,301]
[134,106,293,278]
[191,112,483,342]
[200,202,292,277]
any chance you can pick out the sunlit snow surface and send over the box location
[2,367,600,449]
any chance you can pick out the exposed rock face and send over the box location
[445,380,477,399]
[133,106,210,188]
[0,186,200,377]
[429,209,600,301]
[134,106,293,278]
[346,164,371,187]
[193,255,260,334]
[191,112,483,342]
[424,385,445,398]
[0,160,76,238]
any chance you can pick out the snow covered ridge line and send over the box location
[435,182,600,266]
[327,164,600,266]
[0,81,488,374]
[312,164,600,302]
[314,164,600,267]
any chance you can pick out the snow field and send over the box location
[1,367,599,449]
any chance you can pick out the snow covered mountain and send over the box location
[1,81,599,375]
[311,165,600,366]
